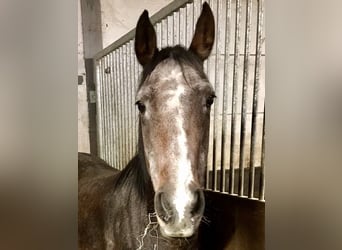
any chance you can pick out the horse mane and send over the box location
[113,156,152,201]
[113,123,153,202]
[139,45,207,87]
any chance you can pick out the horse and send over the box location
[78,2,215,249]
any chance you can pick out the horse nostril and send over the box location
[155,192,173,223]
[191,189,205,217]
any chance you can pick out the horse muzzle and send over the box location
[154,188,205,238]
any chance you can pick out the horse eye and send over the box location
[135,101,146,113]
[206,95,216,107]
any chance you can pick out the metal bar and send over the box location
[95,59,103,157]
[100,57,105,159]
[161,19,167,48]
[101,57,107,161]
[173,11,180,45]
[128,42,133,158]
[98,58,104,159]
[124,44,130,163]
[156,22,162,48]
[202,1,215,190]
[220,0,232,193]
[128,43,133,161]
[105,55,110,165]
[116,48,122,169]
[128,41,134,159]
[238,0,252,197]
[212,0,220,191]
[129,42,134,159]
[122,46,128,169]
[185,2,194,47]
[167,15,173,46]
[203,1,211,189]
[179,7,186,46]
[107,54,114,166]
[259,108,265,200]
[249,0,264,198]
[103,56,109,163]
[125,44,131,161]
[133,45,139,154]
[229,0,242,195]
[134,43,138,154]
[205,1,212,189]
[112,51,119,169]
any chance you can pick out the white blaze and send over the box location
[166,84,194,221]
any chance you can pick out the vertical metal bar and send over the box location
[125,44,130,162]
[212,0,220,191]
[167,15,173,46]
[161,19,167,48]
[125,44,130,166]
[107,54,112,166]
[105,55,111,164]
[131,41,137,156]
[205,0,213,190]
[102,56,108,162]
[107,54,114,166]
[156,22,162,48]
[110,54,116,166]
[229,0,242,195]
[128,43,132,162]
[185,3,194,47]
[129,41,134,158]
[124,45,128,169]
[125,44,131,161]
[193,0,200,25]
[117,48,123,169]
[112,50,119,169]
[102,57,107,161]
[99,57,105,160]
[238,0,252,197]
[249,0,264,199]
[95,59,103,158]
[173,11,179,45]
[134,48,140,154]
[129,42,134,160]
[259,108,265,200]
[128,42,133,157]
[122,45,129,169]
[220,0,232,193]
[179,7,186,46]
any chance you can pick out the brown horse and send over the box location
[79,3,215,249]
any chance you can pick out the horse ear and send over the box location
[135,10,157,66]
[189,2,215,61]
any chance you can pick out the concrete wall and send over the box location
[78,0,89,153]
[78,0,172,153]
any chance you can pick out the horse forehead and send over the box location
[151,59,184,89]
[137,58,208,99]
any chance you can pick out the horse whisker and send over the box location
[201,215,211,225]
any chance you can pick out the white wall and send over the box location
[101,0,172,47]
[78,0,89,153]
